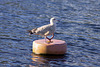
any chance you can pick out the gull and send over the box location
[28,17,58,43]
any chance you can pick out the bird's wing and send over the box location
[35,24,53,35]
[36,24,51,32]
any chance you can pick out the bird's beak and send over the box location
[57,20,60,22]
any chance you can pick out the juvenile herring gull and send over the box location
[28,17,58,43]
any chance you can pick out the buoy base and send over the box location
[32,39,67,55]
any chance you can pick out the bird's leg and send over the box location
[46,36,51,43]
[50,34,54,40]
[46,34,54,43]
[45,36,51,43]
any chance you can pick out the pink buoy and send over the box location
[32,39,67,55]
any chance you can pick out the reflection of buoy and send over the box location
[33,39,67,55]
[31,53,66,65]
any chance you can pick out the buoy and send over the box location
[32,39,67,55]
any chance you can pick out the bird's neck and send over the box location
[50,20,56,25]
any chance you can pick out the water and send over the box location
[0,0,100,67]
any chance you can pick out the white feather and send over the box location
[31,17,57,37]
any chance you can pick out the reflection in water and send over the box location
[30,53,67,66]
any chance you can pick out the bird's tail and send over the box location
[27,30,33,35]
[27,28,37,35]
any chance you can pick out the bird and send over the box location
[28,17,58,43]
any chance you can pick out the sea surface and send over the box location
[0,0,100,67]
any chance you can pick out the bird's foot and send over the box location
[46,40,53,43]
[45,39,53,43]
[45,34,54,43]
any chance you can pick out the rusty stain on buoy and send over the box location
[33,39,67,55]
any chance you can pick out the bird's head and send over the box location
[50,17,59,25]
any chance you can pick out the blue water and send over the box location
[0,0,100,67]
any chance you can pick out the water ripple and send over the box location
[0,0,100,67]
